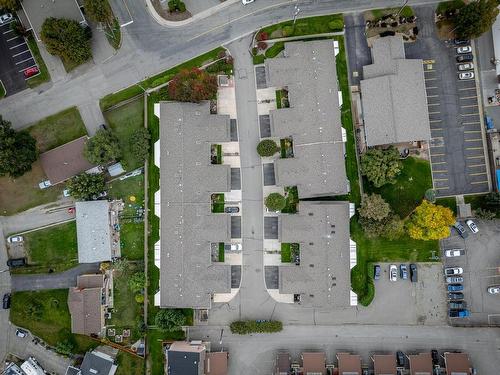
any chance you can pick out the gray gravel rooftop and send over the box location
[361,36,431,146]
[158,102,232,309]
[265,40,349,198]
[278,201,352,308]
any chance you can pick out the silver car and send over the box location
[389,264,397,282]
[446,276,464,283]
[458,63,474,71]
[459,72,474,80]
[0,13,13,24]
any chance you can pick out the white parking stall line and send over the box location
[458,87,475,91]
[459,95,477,100]
[12,50,30,58]
[18,64,37,73]
[6,35,19,42]
[9,42,26,50]
[428,103,440,107]
[2,28,13,34]
[460,104,478,108]
[464,138,482,142]
[15,57,34,65]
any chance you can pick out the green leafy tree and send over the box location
[128,272,145,293]
[358,194,391,221]
[407,200,455,240]
[155,309,186,331]
[41,18,92,65]
[135,294,144,303]
[485,192,500,207]
[84,0,113,23]
[265,193,286,211]
[66,173,106,201]
[0,0,19,11]
[131,128,151,162]
[383,214,405,240]
[257,139,279,157]
[84,129,121,164]
[55,340,74,356]
[0,116,37,178]
[360,147,402,188]
[455,0,499,39]
[168,0,186,12]
[168,68,217,102]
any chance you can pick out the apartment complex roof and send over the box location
[39,136,95,185]
[265,40,348,198]
[409,353,433,375]
[158,101,232,309]
[278,201,351,308]
[373,354,397,375]
[337,353,362,375]
[21,0,86,41]
[361,36,430,146]
[444,352,472,375]
[302,352,326,375]
[75,201,113,263]
[67,274,104,336]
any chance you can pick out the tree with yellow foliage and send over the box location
[407,200,455,240]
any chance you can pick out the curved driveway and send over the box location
[0,0,439,128]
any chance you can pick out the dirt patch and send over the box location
[436,19,456,40]
[151,0,192,21]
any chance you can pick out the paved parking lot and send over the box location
[405,6,490,196]
[441,220,500,326]
[0,19,37,96]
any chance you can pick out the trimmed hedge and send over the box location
[230,320,283,334]
[328,19,344,31]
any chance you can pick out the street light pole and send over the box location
[293,4,301,26]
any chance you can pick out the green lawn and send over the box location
[26,33,51,88]
[110,263,144,344]
[148,329,185,375]
[265,42,285,58]
[108,175,145,260]
[212,193,225,213]
[281,243,291,262]
[369,6,414,21]
[104,98,145,171]
[282,186,298,214]
[13,221,78,274]
[100,47,225,111]
[365,157,432,218]
[436,0,465,16]
[27,106,87,153]
[115,352,144,375]
[0,80,5,98]
[218,242,225,262]
[259,14,344,39]
[10,290,97,354]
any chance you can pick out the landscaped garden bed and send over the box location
[275,89,289,109]
[211,193,225,213]
[280,138,293,159]
[364,6,417,39]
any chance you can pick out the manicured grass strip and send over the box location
[212,193,225,213]
[100,47,225,111]
[105,98,145,171]
[252,54,266,65]
[281,243,291,262]
[26,106,87,153]
[105,18,121,50]
[365,157,432,218]
[265,41,285,58]
[10,289,97,354]
[26,33,51,88]
[120,223,145,260]
[19,221,78,274]
[218,242,225,262]
[370,6,414,20]
[259,14,344,39]
[115,352,144,375]
[0,80,5,98]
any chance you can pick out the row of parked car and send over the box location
[454,40,475,80]
[374,264,417,282]
[453,219,478,239]
[444,266,469,318]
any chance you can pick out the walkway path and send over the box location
[11,263,101,292]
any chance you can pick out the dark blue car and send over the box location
[374,265,381,280]
[447,284,464,292]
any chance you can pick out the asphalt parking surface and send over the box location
[405,6,489,196]
[441,220,500,326]
[0,19,36,96]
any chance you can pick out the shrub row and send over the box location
[230,320,283,334]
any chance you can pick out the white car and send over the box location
[15,329,27,338]
[466,219,478,233]
[0,13,13,24]
[488,285,500,294]
[38,180,52,189]
[389,264,397,282]
[458,63,474,71]
[456,45,472,54]
[445,267,463,276]
[7,235,23,243]
[242,0,254,4]
[445,249,465,257]
[459,72,474,80]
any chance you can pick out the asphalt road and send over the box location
[189,325,500,375]
[11,263,100,292]
[0,0,441,129]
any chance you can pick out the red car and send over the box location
[23,66,39,78]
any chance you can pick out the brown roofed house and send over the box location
[302,352,326,375]
[408,353,433,375]
[372,354,397,375]
[275,352,291,375]
[337,353,362,375]
[205,352,228,375]
[68,274,107,336]
[40,136,96,185]
[444,352,472,375]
